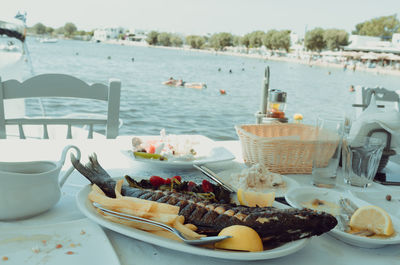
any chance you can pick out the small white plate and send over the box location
[215,164,299,197]
[0,218,120,265]
[349,190,400,218]
[122,135,235,169]
[76,184,310,261]
[285,187,400,248]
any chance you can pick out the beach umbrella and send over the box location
[361,52,378,60]
[376,53,392,60]
[385,53,400,61]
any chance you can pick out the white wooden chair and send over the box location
[0,73,121,139]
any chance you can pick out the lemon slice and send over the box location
[349,205,394,236]
[237,188,275,207]
[214,225,263,252]
[133,152,165,160]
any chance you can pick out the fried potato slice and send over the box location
[101,214,163,231]
[89,181,205,240]
[184,223,197,231]
[173,219,205,239]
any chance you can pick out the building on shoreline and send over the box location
[93,27,125,42]
[344,34,400,54]
[125,28,147,43]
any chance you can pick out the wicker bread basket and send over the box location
[235,123,338,174]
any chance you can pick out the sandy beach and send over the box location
[105,39,400,77]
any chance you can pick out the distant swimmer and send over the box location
[218,68,221,72]
[242,68,245,71]
[176,79,185,87]
[229,69,232,74]
[349,85,355,92]
[131,57,135,62]
[220,89,226,95]
[163,77,177,86]
[107,56,111,60]
[328,71,331,75]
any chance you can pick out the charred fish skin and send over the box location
[71,154,337,244]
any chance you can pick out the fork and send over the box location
[92,202,231,245]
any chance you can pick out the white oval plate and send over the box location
[215,164,300,197]
[122,135,235,169]
[122,146,235,169]
[285,187,400,248]
[76,184,310,261]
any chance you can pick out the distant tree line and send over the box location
[145,14,400,52]
[28,22,93,38]
[146,30,292,51]
[146,31,183,47]
[28,14,400,52]
[352,14,400,40]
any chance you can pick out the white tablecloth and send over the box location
[0,136,399,265]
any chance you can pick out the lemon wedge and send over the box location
[349,205,394,236]
[133,151,165,160]
[214,225,263,252]
[237,188,275,207]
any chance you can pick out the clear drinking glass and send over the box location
[342,136,385,188]
[311,116,344,188]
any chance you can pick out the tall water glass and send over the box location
[342,136,385,188]
[311,116,344,188]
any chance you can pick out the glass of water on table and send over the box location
[311,115,344,188]
[342,136,385,188]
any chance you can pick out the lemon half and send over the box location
[237,188,275,207]
[349,205,394,236]
[214,225,263,252]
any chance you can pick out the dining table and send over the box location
[0,135,399,265]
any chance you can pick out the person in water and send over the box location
[176,79,185,86]
[349,85,355,92]
[164,77,176,85]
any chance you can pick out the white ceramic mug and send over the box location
[0,145,81,220]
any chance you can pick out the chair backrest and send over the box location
[0,73,121,139]
[354,86,400,117]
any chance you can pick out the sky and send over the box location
[1,0,400,36]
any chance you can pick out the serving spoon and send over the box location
[92,202,231,245]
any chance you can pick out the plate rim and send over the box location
[76,184,310,261]
[215,166,300,198]
[285,187,400,247]
[122,146,235,168]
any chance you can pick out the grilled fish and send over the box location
[71,154,337,244]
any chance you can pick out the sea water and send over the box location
[22,38,400,140]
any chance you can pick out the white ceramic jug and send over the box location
[0,145,81,220]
